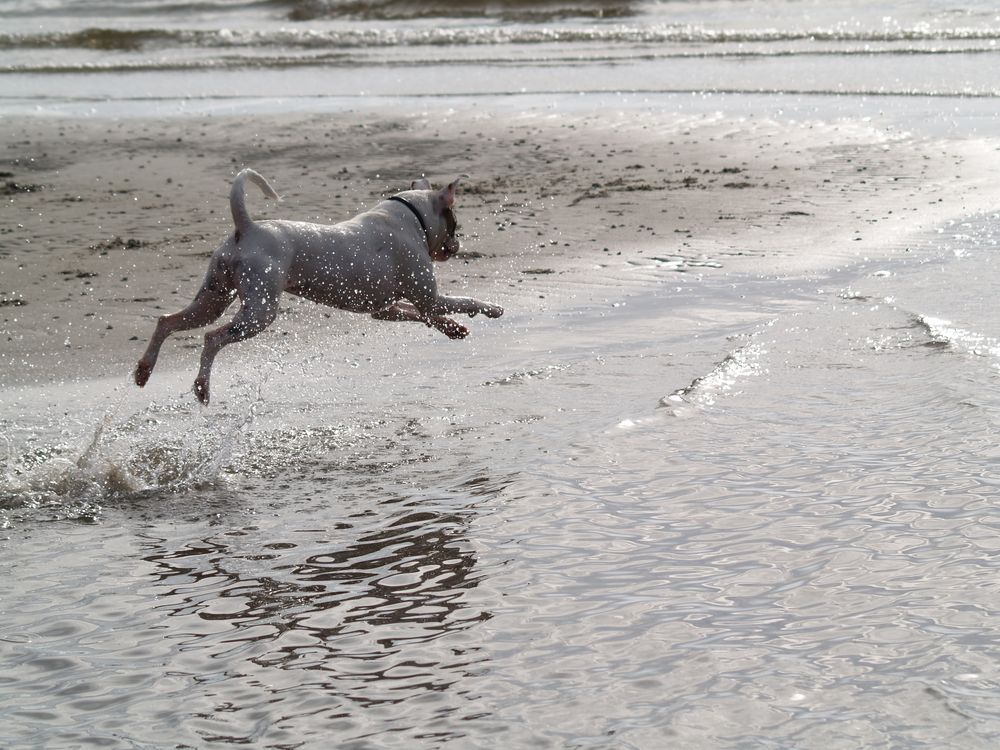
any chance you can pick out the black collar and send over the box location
[388,195,431,248]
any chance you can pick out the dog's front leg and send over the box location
[372,302,469,339]
[419,294,504,320]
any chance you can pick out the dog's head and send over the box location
[411,176,464,262]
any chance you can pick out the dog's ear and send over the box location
[439,174,469,209]
[411,177,432,190]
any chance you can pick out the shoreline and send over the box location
[2,106,999,391]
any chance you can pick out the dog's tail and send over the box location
[230,168,280,235]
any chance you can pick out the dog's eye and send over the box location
[444,209,458,235]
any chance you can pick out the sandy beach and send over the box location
[4,108,998,390]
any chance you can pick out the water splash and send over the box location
[0,375,270,526]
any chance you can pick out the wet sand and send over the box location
[2,108,999,390]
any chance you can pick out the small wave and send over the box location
[3,24,1000,54]
[660,340,767,412]
[285,0,636,22]
[915,315,1000,361]
[5,46,1000,78]
[483,364,567,386]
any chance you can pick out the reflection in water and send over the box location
[132,488,495,742]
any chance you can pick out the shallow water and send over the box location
[5,214,1000,747]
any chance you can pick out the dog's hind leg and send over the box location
[135,274,235,388]
[193,266,282,404]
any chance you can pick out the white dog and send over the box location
[134,169,503,404]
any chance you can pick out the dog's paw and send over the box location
[435,317,469,339]
[135,360,152,387]
[193,377,210,405]
[483,305,504,318]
